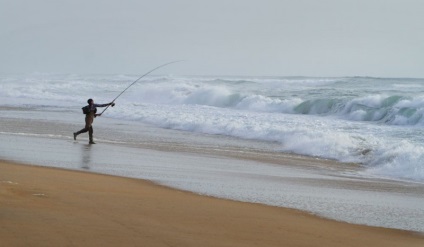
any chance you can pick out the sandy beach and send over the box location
[2,0,424,245]
[1,161,423,247]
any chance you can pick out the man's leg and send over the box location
[89,126,95,144]
[75,116,92,141]
[74,127,88,140]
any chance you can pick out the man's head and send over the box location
[87,98,94,105]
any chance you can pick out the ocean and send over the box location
[1,74,423,182]
[1,74,424,232]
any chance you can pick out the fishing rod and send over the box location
[100,60,183,115]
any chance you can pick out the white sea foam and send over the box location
[1,74,424,182]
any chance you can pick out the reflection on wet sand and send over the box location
[81,144,92,170]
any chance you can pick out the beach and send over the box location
[2,161,423,247]
[2,0,424,244]
[1,76,424,245]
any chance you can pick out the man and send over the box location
[73,99,115,144]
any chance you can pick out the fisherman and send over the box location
[73,99,115,144]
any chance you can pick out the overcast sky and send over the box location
[1,0,423,77]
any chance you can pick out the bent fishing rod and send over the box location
[100,60,183,115]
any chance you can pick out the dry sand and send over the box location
[1,161,423,247]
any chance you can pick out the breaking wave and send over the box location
[1,74,424,181]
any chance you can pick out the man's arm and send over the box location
[94,102,114,108]
[94,102,115,117]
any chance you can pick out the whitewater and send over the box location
[1,74,423,182]
[2,73,424,232]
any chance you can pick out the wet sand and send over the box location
[1,113,424,233]
[1,161,423,247]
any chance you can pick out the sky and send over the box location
[0,0,423,77]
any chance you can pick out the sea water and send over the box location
[1,74,424,232]
[1,74,424,182]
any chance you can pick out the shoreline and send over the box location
[1,160,423,246]
[1,118,424,232]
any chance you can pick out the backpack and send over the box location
[81,105,97,114]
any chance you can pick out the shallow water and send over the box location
[1,74,424,182]
[1,108,423,232]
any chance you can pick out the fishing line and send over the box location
[100,60,183,115]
